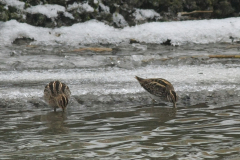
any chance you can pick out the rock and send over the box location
[12,37,35,45]
[161,39,172,45]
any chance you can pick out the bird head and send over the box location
[56,94,68,112]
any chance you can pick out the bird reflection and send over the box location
[40,111,69,134]
[134,104,177,123]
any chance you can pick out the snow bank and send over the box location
[1,17,240,45]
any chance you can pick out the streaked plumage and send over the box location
[135,76,178,107]
[44,80,71,112]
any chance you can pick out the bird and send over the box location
[135,76,178,107]
[44,80,71,112]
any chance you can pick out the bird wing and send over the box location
[143,81,178,102]
[143,81,167,97]
[61,83,71,97]
[151,78,174,90]
[44,81,71,97]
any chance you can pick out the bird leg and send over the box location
[149,96,157,104]
[173,102,177,108]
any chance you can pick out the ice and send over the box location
[1,17,240,46]
[0,64,239,98]
[0,63,238,86]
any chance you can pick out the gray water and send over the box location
[0,43,240,159]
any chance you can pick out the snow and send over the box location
[1,17,240,46]
[133,9,162,21]
[26,4,67,18]
[113,12,128,28]
[1,0,240,46]
[63,12,75,20]
[67,2,94,13]
[99,2,110,13]
[1,0,75,19]
[0,0,25,10]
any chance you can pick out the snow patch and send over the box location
[99,2,110,13]
[1,0,25,10]
[133,9,162,21]
[64,12,74,20]
[67,2,94,13]
[113,12,128,28]
[26,4,65,18]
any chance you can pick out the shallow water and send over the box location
[0,43,240,159]
[1,103,240,159]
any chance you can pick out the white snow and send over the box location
[1,0,75,19]
[99,2,110,13]
[63,12,74,19]
[26,4,66,18]
[113,12,129,28]
[1,17,240,45]
[67,2,94,13]
[0,0,25,10]
[133,9,161,21]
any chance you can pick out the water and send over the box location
[0,43,240,159]
[1,103,240,159]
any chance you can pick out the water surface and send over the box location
[0,43,240,159]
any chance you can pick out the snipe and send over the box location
[44,80,71,112]
[135,76,178,107]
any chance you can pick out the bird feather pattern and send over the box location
[135,76,178,107]
[44,80,71,112]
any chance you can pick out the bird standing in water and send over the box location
[44,80,71,112]
[135,76,178,107]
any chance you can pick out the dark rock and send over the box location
[26,13,55,27]
[130,39,140,44]
[161,39,172,45]
[212,0,235,18]
[12,37,35,45]
[0,11,9,21]
[55,12,75,27]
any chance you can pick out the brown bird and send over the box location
[135,76,178,107]
[44,80,71,112]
